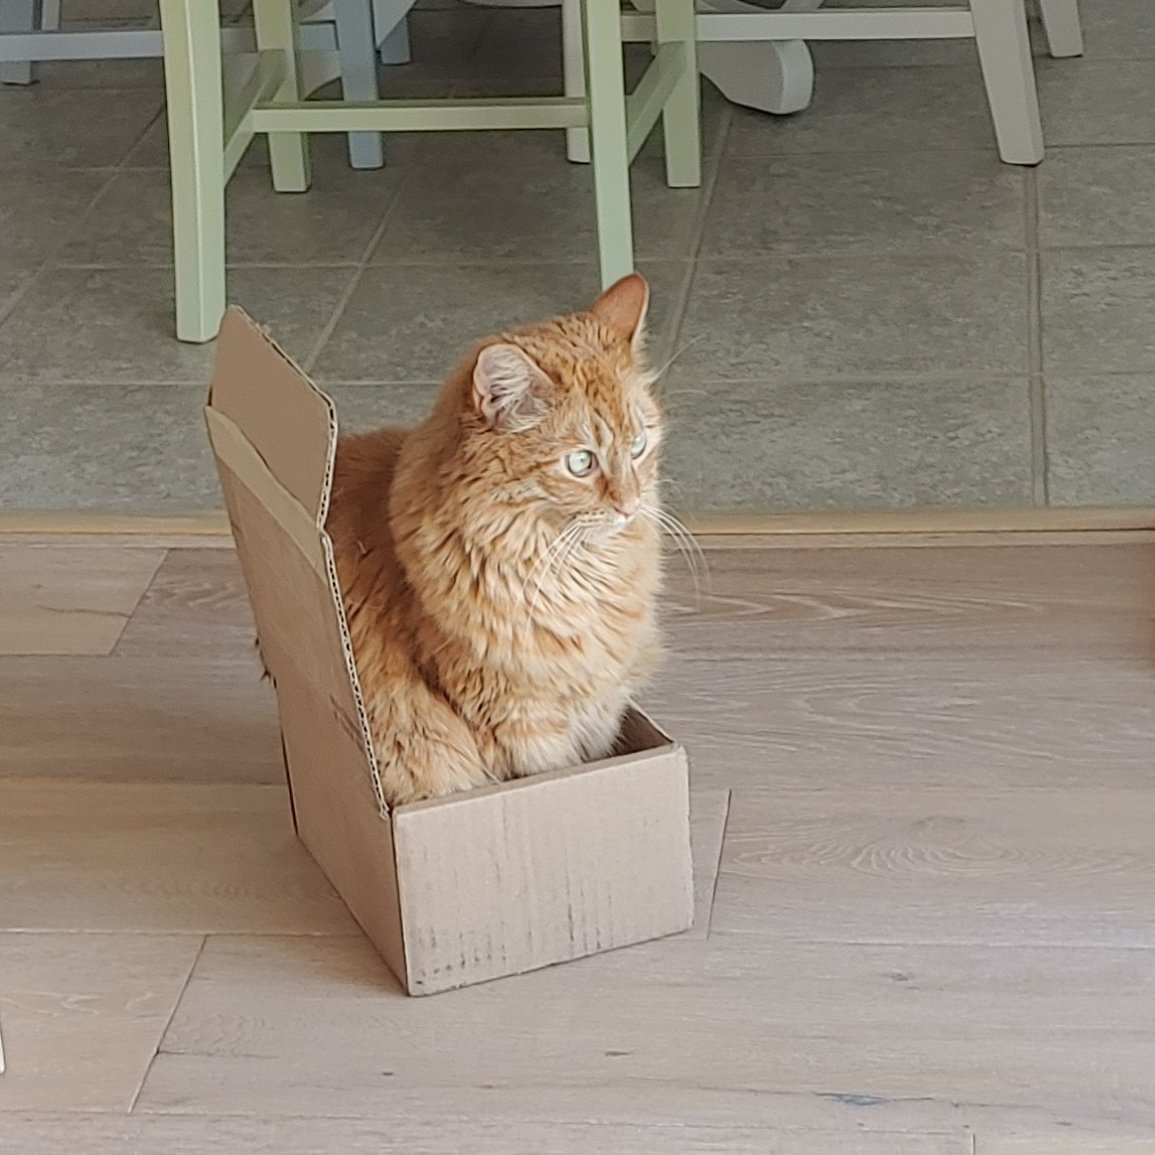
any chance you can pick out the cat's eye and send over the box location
[565,450,596,477]
[630,431,648,459]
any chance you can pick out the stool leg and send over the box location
[971,0,1044,166]
[334,0,385,169]
[584,0,634,287]
[159,0,227,343]
[0,0,40,86]
[254,0,312,192]
[655,0,701,188]
[1038,0,1083,58]
[563,0,591,164]
[375,0,412,64]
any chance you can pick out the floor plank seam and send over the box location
[704,788,732,940]
[127,934,206,1115]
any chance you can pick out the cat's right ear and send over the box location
[472,343,551,431]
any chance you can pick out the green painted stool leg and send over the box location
[655,0,701,188]
[159,0,226,344]
[583,0,633,288]
[254,0,311,192]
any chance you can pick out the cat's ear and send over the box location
[472,343,552,431]
[589,273,649,350]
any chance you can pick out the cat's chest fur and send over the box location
[414,524,659,695]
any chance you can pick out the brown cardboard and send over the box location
[205,307,694,995]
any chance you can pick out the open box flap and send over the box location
[205,308,385,817]
[207,309,334,521]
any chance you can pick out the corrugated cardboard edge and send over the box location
[205,307,389,820]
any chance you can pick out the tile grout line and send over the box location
[300,160,423,376]
[0,98,159,333]
[1024,165,1048,508]
[664,104,735,374]
[127,932,206,1114]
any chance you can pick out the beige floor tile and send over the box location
[702,151,1025,257]
[1039,146,1155,248]
[0,86,160,168]
[0,544,163,655]
[1041,250,1155,375]
[0,383,219,511]
[58,164,405,268]
[675,253,1030,381]
[0,780,357,933]
[660,375,1033,512]
[324,381,444,432]
[1046,374,1155,506]
[1037,58,1155,146]
[311,260,687,383]
[0,931,201,1111]
[0,167,111,266]
[725,66,997,156]
[371,157,704,264]
[0,267,357,384]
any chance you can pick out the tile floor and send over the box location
[2,0,1154,515]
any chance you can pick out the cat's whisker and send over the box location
[525,517,596,620]
[656,507,709,591]
[640,503,709,601]
[524,523,579,618]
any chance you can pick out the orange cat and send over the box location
[327,274,664,806]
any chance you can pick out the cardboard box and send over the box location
[204,308,695,995]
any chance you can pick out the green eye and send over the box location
[630,430,648,458]
[565,450,596,477]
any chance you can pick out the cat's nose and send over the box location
[614,494,640,521]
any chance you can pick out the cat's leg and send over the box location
[363,676,495,806]
[480,711,585,781]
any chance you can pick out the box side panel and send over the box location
[275,674,407,985]
[209,308,334,518]
[393,750,693,995]
[211,440,406,989]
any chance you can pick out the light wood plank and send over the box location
[663,544,1155,659]
[981,1141,1155,1154]
[0,545,164,655]
[0,1114,970,1155]
[136,933,1155,1131]
[0,655,282,783]
[711,786,1155,947]
[0,932,202,1111]
[643,652,1155,791]
[115,548,256,657]
[0,511,232,536]
[0,781,357,934]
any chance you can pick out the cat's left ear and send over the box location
[472,343,552,431]
[589,273,649,352]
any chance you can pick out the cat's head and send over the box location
[463,274,662,535]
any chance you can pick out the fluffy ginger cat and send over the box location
[327,274,664,807]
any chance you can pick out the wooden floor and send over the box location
[3,534,1155,1153]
